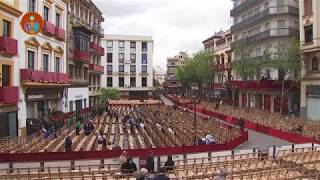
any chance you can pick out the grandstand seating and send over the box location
[0,105,242,153]
[0,146,319,179]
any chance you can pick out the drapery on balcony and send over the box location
[20,69,70,84]
[55,27,65,40]
[43,21,56,35]
[229,80,299,91]
[89,64,104,73]
[74,50,90,62]
[89,42,104,56]
[0,86,19,104]
[0,36,18,56]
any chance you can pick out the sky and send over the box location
[93,0,233,70]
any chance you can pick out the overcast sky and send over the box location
[93,0,233,70]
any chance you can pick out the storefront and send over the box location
[306,85,320,121]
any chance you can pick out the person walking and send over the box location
[76,120,81,135]
[64,136,72,152]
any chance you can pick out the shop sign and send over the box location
[26,93,61,101]
[307,93,320,98]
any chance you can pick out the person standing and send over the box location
[64,136,72,152]
[146,151,155,173]
[76,120,81,135]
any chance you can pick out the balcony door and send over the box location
[2,65,10,86]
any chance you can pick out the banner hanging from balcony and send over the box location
[20,12,44,35]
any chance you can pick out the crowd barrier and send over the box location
[181,104,320,144]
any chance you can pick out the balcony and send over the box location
[43,21,56,36]
[230,0,263,16]
[231,6,299,32]
[229,80,299,91]
[20,69,70,85]
[74,50,90,63]
[214,64,225,71]
[92,24,104,36]
[225,63,232,70]
[232,28,299,48]
[0,36,18,56]
[0,86,19,104]
[55,27,65,41]
[89,42,104,56]
[89,64,104,74]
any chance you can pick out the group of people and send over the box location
[118,151,174,180]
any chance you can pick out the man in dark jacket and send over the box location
[121,157,137,174]
[146,151,154,173]
[64,136,72,152]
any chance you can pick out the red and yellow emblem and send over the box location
[20,12,44,35]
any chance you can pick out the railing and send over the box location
[230,0,263,16]
[89,64,104,73]
[20,69,70,84]
[43,21,56,35]
[0,36,18,56]
[0,86,19,104]
[231,6,299,31]
[74,50,90,62]
[93,24,104,35]
[89,42,104,56]
[232,28,299,48]
[55,27,65,41]
[229,80,299,91]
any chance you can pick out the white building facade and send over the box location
[101,35,154,98]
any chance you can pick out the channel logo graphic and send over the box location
[20,12,44,35]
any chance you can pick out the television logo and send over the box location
[20,12,44,35]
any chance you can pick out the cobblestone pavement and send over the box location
[236,129,290,151]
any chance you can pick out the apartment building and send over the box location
[101,35,154,99]
[203,30,235,101]
[153,65,166,87]
[230,0,300,113]
[18,0,68,136]
[300,0,320,120]
[66,0,104,112]
[0,0,22,138]
[165,51,189,94]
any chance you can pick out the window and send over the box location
[142,42,147,52]
[130,53,136,63]
[107,53,113,63]
[142,54,147,64]
[119,41,124,51]
[304,0,313,16]
[107,41,113,51]
[142,65,147,73]
[130,65,136,73]
[107,65,112,75]
[311,57,319,71]
[119,65,124,72]
[29,0,35,12]
[43,54,49,72]
[265,23,270,30]
[142,77,147,87]
[1,65,10,86]
[69,101,73,112]
[107,77,113,87]
[130,41,136,52]
[277,20,285,28]
[2,20,10,37]
[43,6,49,21]
[304,24,313,44]
[83,99,87,108]
[55,57,60,73]
[28,50,35,70]
[119,77,124,87]
[119,53,124,63]
[56,13,60,27]
[130,77,136,87]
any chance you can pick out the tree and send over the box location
[260,38,301,114]
[98,88,120,105]
[176,51,215,95]
[232,46,261,109]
